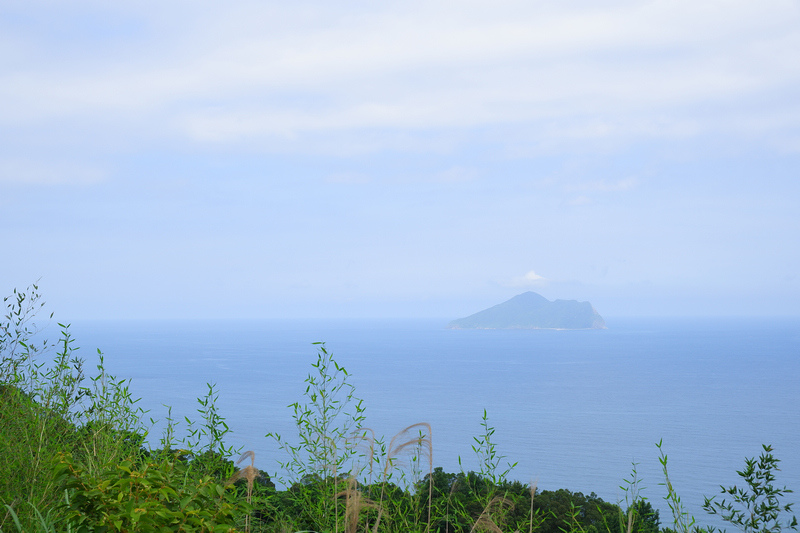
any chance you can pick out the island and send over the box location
[448,291,606,330]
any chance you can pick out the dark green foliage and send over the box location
[534,489,622,533]
[703,445,798,533]
[0,382,78,516]
[265,342,368,532]
[399,469,619,533]
[606,462,660,533]
[627,500,661,533]
[0,308,98,526]
[3,284,797,533]
[267,342,367,484]
[0,285,250,532]
[56,452,240,532]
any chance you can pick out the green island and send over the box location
[2,285,796,533]
[448,292,606,330]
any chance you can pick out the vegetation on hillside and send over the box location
[1,284,796,533]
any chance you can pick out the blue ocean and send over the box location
[68,317,800,528]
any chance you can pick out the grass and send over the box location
[227,451,260,533]
[1,284,797,533]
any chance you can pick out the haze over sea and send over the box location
[68,316,799,528]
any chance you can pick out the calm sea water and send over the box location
[68,317,800,528]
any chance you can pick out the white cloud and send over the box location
[1,1,799,153]
[509,270,548,287]
[523,271,545,282]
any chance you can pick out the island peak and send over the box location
[448,291,606,330]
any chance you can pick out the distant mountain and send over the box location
[448,292,606,330]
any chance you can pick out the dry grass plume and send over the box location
[225,450,259,533]
[470,496,514,533]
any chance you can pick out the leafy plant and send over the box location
[1,501,62,533]
[56,452,241,533]
[703,444,798,533]
[8,284,800,533]
[657,439,701,533]
[0,315,93,527]
[1,285,244,532]
[441,410,520,533]
[73,349,148,477]
[605,462,659,533]
[266,342,368,532]
[268,342,367,484]
[470,409,517,487]
[1,282,53,384]
[533,489,619,533]
[182,382,239,480]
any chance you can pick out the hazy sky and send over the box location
[2,1,799,319]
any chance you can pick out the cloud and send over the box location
[523,271,545,282]
[1,0,799,154]
[509,270,548,287]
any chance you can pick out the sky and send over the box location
[2,0,799,320]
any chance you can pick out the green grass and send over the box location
[1,284,797,533]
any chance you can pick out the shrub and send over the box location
[704,444,798,533]
[56,452,242,533]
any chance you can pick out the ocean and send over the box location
[67,317,800,528]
